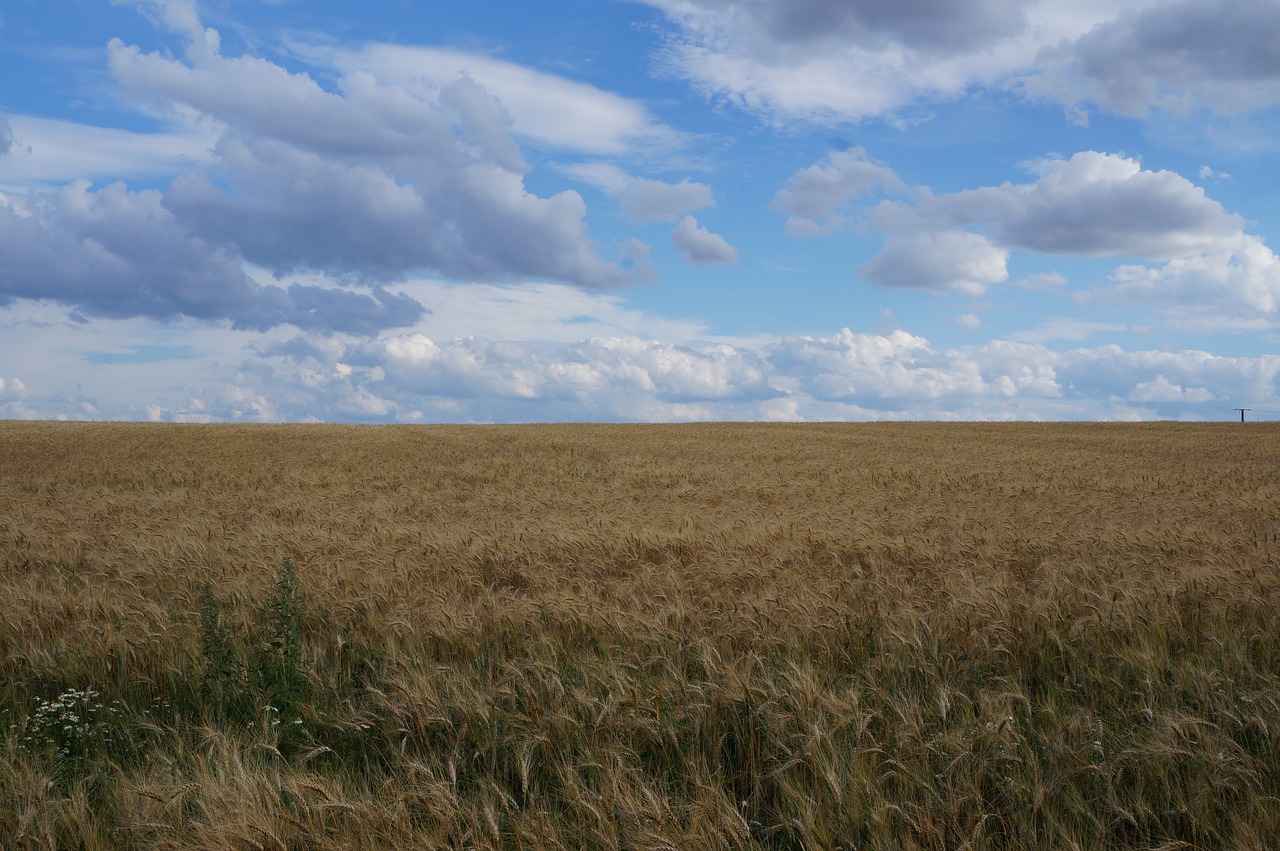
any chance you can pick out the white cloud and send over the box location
[159,127,631,287]
[6,290,1276,422]
[395,278,711,343]
[127,0,209,49]
[235,330,780,422]
[0,377,26,399]
[0,300,285,421]
[770,328,1058,406]
[1105,235,1280,316]
[1025,0,1280,118]
[1128,374,1214,403]
[1055,344,1280,411]
[105,21,639,289]
[642,1,1280,125]
[438,75,526,174]
[770,146,901,235]
[940,152,1244,259]
[296,42,679,155]
[640,0,1057,123]
[856,151,1279,320]
[670,215,739,266]
[956,313,982,331]
[412,280,706,342]
[764,328,1275,419]
[658,0,1033,54]
[0,115,216,192]
[564,163,715,222]
[0,2,656,331]
[379,334,774,402]
[860,231,1008,294]
[0,179,424,331]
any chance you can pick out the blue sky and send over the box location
[2,0,1280,422]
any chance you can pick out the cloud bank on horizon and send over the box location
[1,0,1278,422]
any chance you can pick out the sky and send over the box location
[2,0,1280,423]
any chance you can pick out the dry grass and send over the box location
[1,421,1278,849]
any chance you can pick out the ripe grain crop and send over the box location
[1,421,1278,849]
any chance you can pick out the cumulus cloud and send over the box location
[0,377,26,399]
[0,180,426,331]
[860,231,1008,295]
[643,0,1280,125]
[1106,235,1280,316]
[438,74,526,174]
[0,0,655,334]
[641,0,1046,122]
[254,326,1035,422]
[763,328,1277,419]
[670,216,739,266]
[104,16,639,289]
[939,152,1244,259]
[1028,0,1280,118]
[135,332,1280,422]
[128,0,208,47]
[855,151,1280,317]
[565,163,715,222]
[1054,344,1280,410]
[221,330,781,422]
[1128,374,1214,403]
[378,334,774,403]
[973,154,1280,316]
[770,146,901,235]
[770,328,1058,406]
[644,0,1031,57]
[788,150,1259,302]
[11,300,1276,422]
[159,128,629,286]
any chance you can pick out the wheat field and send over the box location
[1,421,1278,850]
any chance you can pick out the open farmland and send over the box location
[2,421,1279,850]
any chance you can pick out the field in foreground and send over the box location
[1,421,1278,850]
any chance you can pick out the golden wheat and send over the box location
[1,421,1278,849]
